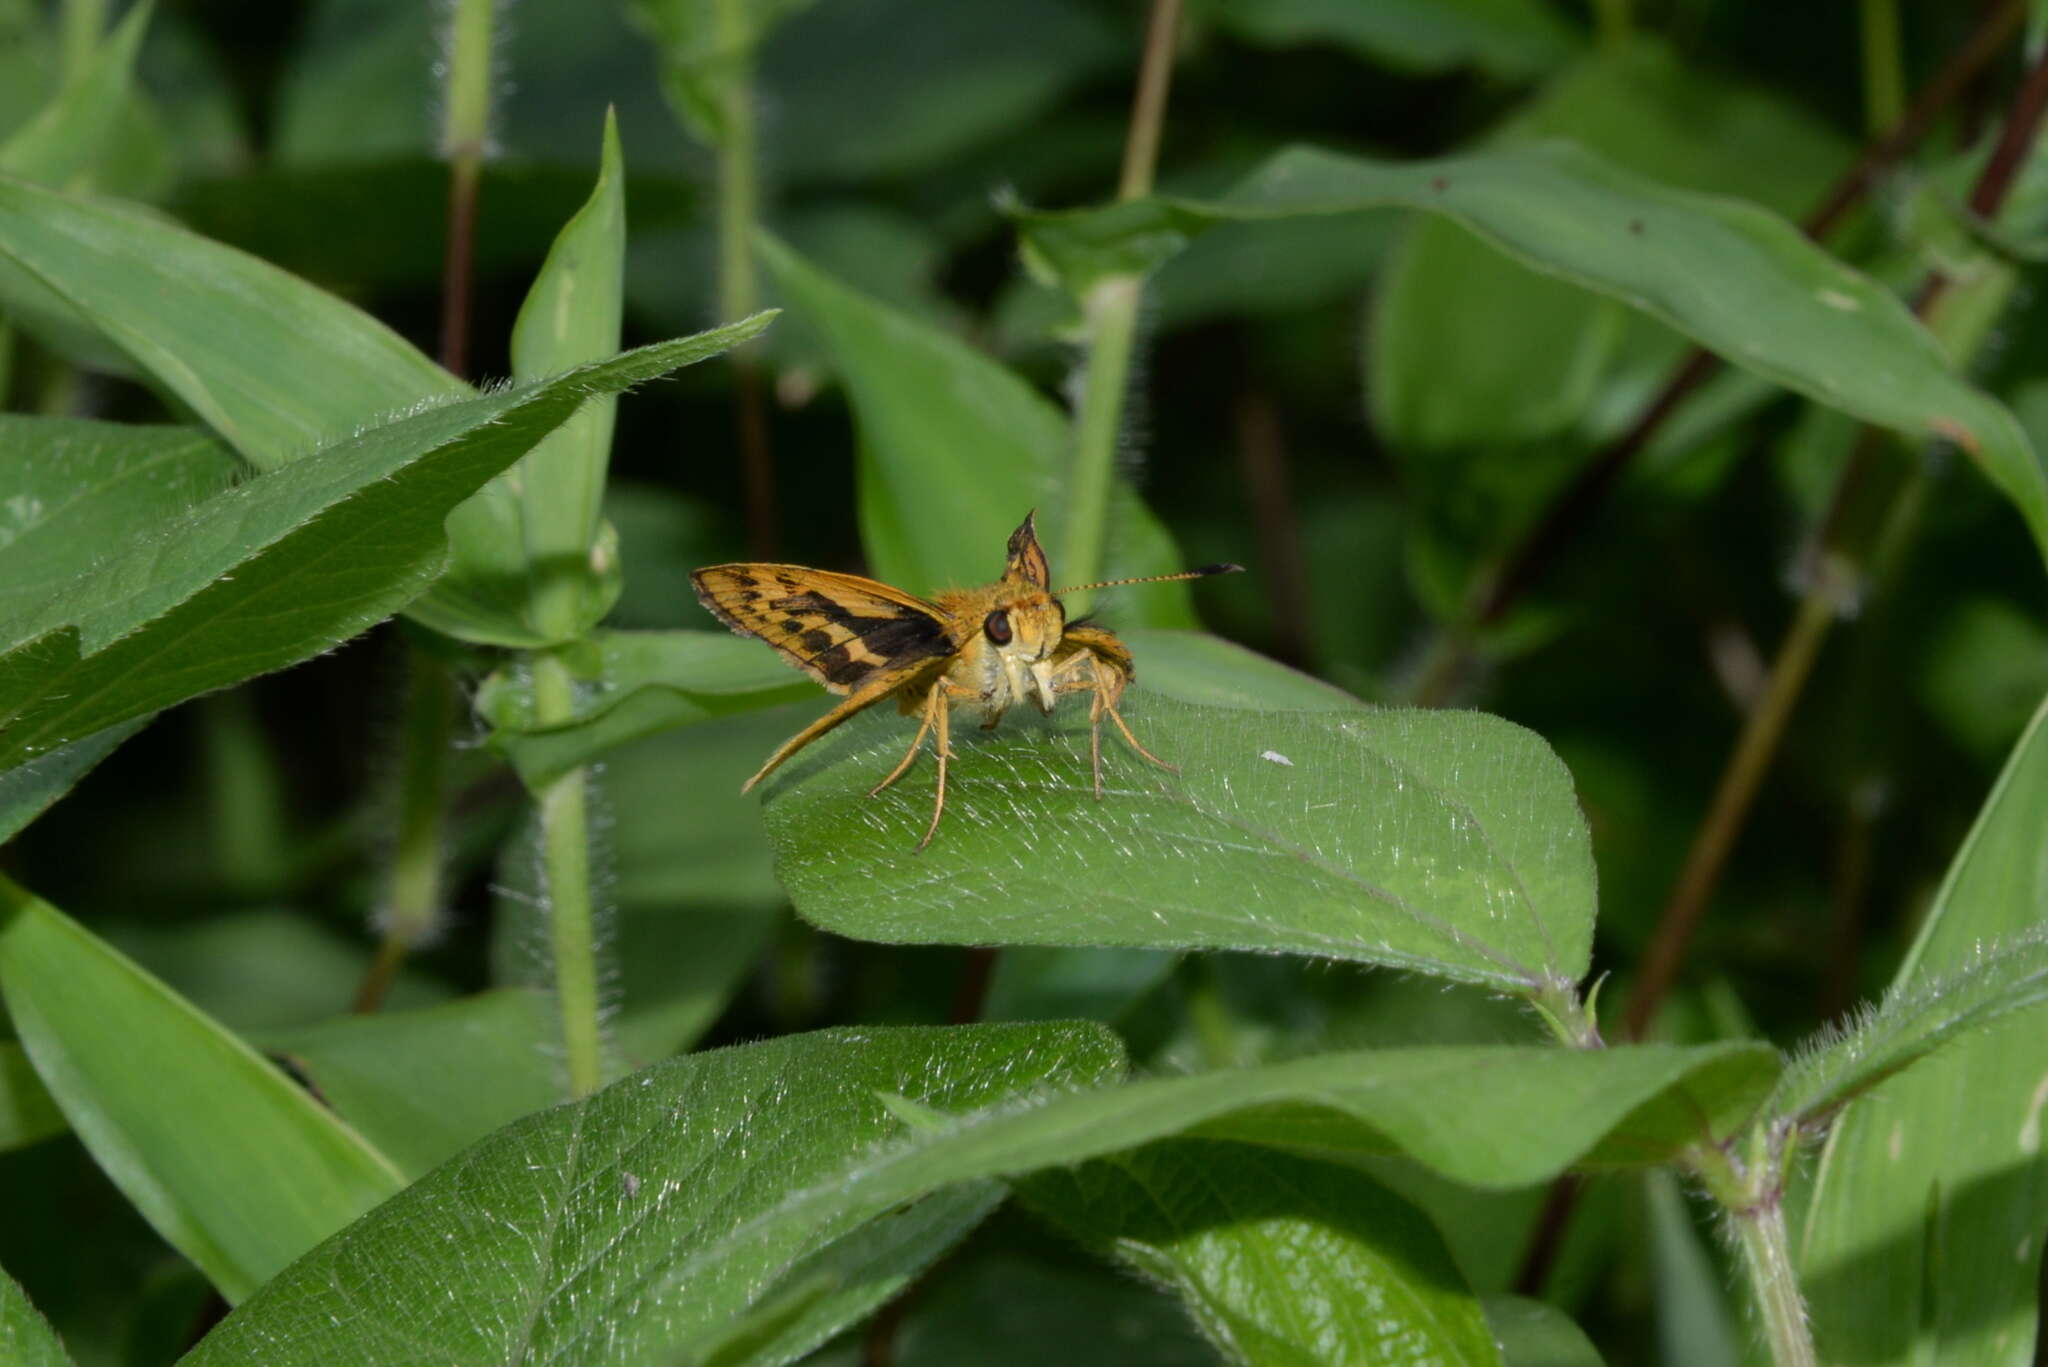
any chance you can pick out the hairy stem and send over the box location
[1733,1192,1816,1366]
[356,648,455,1013]
[1058,0,1183,603]
[531,651,605,1097]
[437,0,495,377]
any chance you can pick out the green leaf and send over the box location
[1370,39,1846,454]
[1770,929,2048,1127]
[0,1260,73,1367]
[0,878,403,1302]
[0,418,239,631]
[757,232,1196,627]
[1800,696,2048,1366]
[185,1023,1125,1365]
[1482,1296,1604,1367]
[767,694,1594,996]
[0,330,769,774]
[1644,1172,1738,1367]
[0,173,460,470]
[0,1040,64,1153]
[263,990,563,1181]
[504,107,627,642]
[0,0,151,186]
[1191,0,1579,79]
[1022,1140,1503,1365]
[1014,142,2048,569]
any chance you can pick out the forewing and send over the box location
[692,565,958,695]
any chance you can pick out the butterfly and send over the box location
[691,512,1241,849]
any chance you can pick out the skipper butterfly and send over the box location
[692,512,1240,849]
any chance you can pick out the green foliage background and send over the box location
[1,1,2046,1365]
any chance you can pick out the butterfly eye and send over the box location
[983,610,1013,645]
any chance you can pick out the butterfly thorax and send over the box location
[932,585,1068,718]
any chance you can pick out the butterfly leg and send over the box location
[1055,651,1176,787]
[869,681,942,798]
[917,682,958,853]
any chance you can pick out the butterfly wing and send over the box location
[692,564,960,695]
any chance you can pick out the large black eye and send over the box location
[983,610,1013,644]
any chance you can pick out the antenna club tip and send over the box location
[1198,562,1246,576]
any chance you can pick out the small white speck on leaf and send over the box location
[1260,750,1294,766]
[621,1171,641,1196]
[1818,289,1860,311]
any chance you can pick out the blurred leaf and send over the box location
[767,694,1593,996]
[0,718,148,845]
[603,480,738,629]
[481,630,815,789]
[984,947,1177,1024]
[108,910,447,1033]
[1119,627,1363,710]
[479,629,806,732]
[264,989,562,1180]
[1801,695,2048,1365]
[1483,1296,1605,1367]
[0,880,403,1302]
[1371,38,1846,453]
[1919,597,2048,765]
[186,1023,1124,1366]
[1016,141,2048,570]
[1192,0,1579,78]
[1023,1140,1502,1365]
[1771,930,2048,1126]
[0,1261,72,1367]
[0,1,57,143]
[504,108,627,642]
[0,332,769,773]
[629,0,816,143]
[175,160,696,294]
[0,0,150,187]
[1151,209,1396,330]
[0,1040,63,1153]
[1644,1171,1737,1367]
[758,232,1197,627]
[0,174,459,469]
[757,0,1122,184]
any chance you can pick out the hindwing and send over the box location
[691,564,958,695]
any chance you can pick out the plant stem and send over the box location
[355,648,455,1013]
[438,0,495,378]
[1060,274,1143,605]
[1860,0,1907,135]
[531,651,605,1097]
[715,0,777,558]
[1590,0,1632,52]
[60,0,107,79]
[1058,0,1183,603]
[1732,1194,1817,1367]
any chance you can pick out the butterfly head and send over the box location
[974,512,1068,712]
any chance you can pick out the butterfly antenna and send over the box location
[1055,563,1244,595]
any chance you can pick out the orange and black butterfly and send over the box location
[691,512,1240,848]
